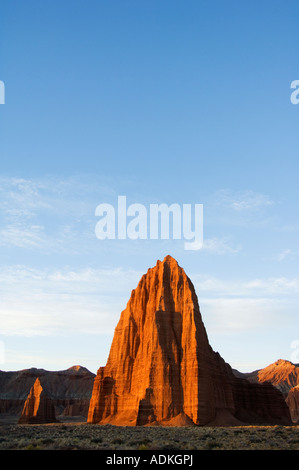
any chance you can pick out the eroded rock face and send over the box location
[234,359,299,397]
[0,366,95,417]
[88,255,292,426]
[257,360,299,396]
[286,386,299,423]
[18,378,57,424]
[233,359,299,420]
[242,359,299,397]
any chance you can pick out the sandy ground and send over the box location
[0,416,298,450]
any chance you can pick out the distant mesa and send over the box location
[239,359,299,396]
[18,378,57,424]
[87,255,292,426]
[238,359,299,423]
[0,366,95,419]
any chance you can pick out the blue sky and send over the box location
[0,0,299,373]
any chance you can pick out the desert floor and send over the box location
[0,416,298,450]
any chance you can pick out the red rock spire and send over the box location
[88,256,292,426]
[18,378,57,424]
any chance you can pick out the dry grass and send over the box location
[0,419,298,450]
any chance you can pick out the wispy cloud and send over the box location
[230,191,274,212]
[0,224,46,248]
[192,273,299,297]
[212,189,274,212]
[276,248,296,262]
[0,265,142,337]
[1,264,298,340]
[200,188,286,261]
[0,175,116,253]
[190,271,299,338]
[206,189,276,229]
[200,297,285,334]
[201,237,242,255]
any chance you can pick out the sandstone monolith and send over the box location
[18,378,57,424]
[88,255,292,426]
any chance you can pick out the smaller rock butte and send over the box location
[88,255,292,426]
[18,378,57,424]
[0,366,95,417]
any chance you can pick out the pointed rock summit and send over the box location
[256,360,299,396]
[18,378,57,424]
[88,256,291,426]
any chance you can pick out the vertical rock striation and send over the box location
[286,386,299,423]
[88,255,291,426]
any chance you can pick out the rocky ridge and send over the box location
[0,366,95,418]
[236,360,299,423]
[241,359,299,396]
